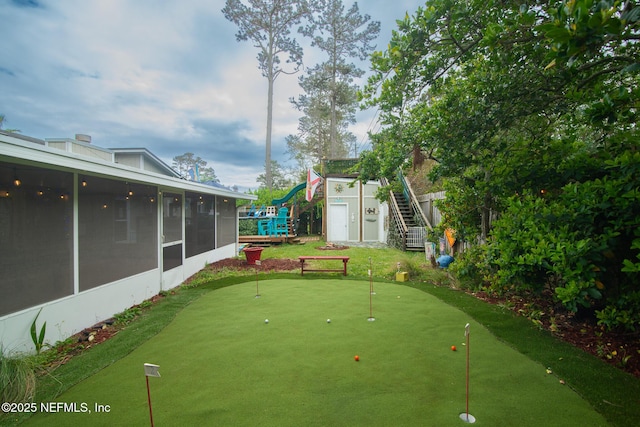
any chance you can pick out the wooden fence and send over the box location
[417,191,445,227]
[416,191,473,255]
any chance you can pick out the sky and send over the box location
[0,0,423,191]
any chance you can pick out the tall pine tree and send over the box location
[300,0,379,158]
[222,0,309,190]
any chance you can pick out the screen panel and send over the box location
[78,176,158,291]
[0,162,74,315]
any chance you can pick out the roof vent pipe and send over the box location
[75,134,91,144]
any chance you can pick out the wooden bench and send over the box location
[298,256,350,276]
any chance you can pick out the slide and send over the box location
[271,182,306,206]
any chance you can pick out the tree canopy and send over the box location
[0,114,20,133]
[359,0,640,330]
[172,152,218,183]
[255,160,296,190]
[286,1,379,170]
[300,0,379,158]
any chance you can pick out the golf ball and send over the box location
[265,319,269,324]
[354,355,359,361]
[451,345,457,351]
[327,319,331,323]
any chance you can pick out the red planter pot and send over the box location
[243,247,263,265]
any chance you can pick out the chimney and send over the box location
[75,134,91,144]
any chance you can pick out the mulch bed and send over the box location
[203,257,300,271]
[472,290,640,378]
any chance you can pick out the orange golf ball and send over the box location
[354,355,360,361]
[451,345,457,351]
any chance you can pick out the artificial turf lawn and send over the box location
[23,279,607,426]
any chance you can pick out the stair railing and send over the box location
[397,170,432,231]
[381,177,408,250]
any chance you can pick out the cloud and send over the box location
[0,0,419,189]
[0,67,16,77]
[9,0,41,8]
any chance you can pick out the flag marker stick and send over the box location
[367,257,375,321]
[255,260,261,298]
[146,376,154,427]
[459,324,476,423]
[143,363,160,427]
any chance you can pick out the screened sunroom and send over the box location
[0,131,255,352]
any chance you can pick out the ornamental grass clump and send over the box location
[0,350,36,404]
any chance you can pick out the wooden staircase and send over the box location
[383,173,432,251]
[393,191,419,228]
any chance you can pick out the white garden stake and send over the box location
[255,259,261,298]
[459,323,476,423]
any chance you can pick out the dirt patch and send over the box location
[317,243,350,250]
[41,320,123,372]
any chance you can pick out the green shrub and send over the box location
[483,151,640,328]
[397,257,427,280]
[596,291,640,332]
[447,244,493,291]
[434,178,483,242]
[239,219,258,236]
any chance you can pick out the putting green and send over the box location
[25,280,608,426]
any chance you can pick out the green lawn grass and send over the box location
[262,241,442,280]
[22,280,608,426]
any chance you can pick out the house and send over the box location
[0,131,256,353]
[322,159,387,244]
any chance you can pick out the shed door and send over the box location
[328,204,348,241]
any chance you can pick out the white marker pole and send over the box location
[459,324,476,423]
[370,257,376,295]
[255,260,261,298]
[367,257,375,321]
[144,363,161,427]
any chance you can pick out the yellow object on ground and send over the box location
[396,271,409,282]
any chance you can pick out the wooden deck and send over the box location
[240,216,299,246]
[239,235,299,245]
